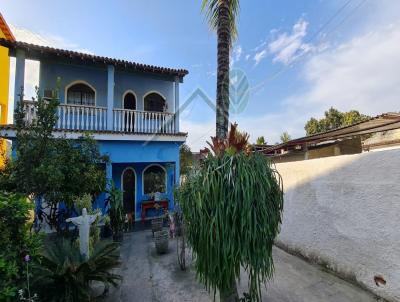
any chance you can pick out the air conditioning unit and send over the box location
[43,89,59,100]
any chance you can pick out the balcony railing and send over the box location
[113,109,176,134]
[22,101,177,134]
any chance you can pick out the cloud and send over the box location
[268,18,312,65]
[181,119,215,152]
[231,45,242,66]
[185,21,400,151]
[253,49,267,66]
[252,18,313,66]
[289,23,400,116]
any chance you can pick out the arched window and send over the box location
[144,92,166,112]
[66,82,95,106]
[143,165,166,194]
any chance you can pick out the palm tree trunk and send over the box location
[216,0,231,139]
[220,281,239,302]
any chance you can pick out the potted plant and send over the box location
[154,229,169,254]
[106,182,125,242]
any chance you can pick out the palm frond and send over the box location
[201,0,240,41]
[33,240,122,302]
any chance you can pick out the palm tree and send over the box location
[201,0,240,139]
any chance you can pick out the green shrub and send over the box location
[0,192,42,301]
[33,240,122,302]
[178,124,284,301]
[106,183,124,236]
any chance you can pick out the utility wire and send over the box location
[251,0,368,93]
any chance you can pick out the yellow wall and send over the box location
[0,29,11,167]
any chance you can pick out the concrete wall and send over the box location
[275,149,400,302]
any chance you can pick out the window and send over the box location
[144,92,166,112]
[66,83,95,106]
[143,165,166,194]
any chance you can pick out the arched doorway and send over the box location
[123,92,136,132]
[122,167,136,229]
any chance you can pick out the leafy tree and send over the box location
[201,0,240,139]
[178,124,284,302]
[256,136,266,145]
[305,107,370,135]
[0,191,42,301]
[180,143,193,176]
[0,90,107,231]
[280,132,291,143]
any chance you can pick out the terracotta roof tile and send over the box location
[0,39,188,78]
[0,14,15,42]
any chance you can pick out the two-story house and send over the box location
[0,38,188,222]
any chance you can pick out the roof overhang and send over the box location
[0,38,188,81]
[0,126,187,143]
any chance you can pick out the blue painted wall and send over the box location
[39,61,108,107]
[95,139,182,220]
[98,140,181,163]
[39,60,176,112]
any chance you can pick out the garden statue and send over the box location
[66,208,100,259]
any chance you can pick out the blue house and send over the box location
[0,39,188,222]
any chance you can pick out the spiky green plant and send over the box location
[178,124,284,302]
[33,240,121,302]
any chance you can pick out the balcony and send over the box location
[23,101,177,134]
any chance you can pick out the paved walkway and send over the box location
[101,230,381,302]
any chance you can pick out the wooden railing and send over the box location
[22,101,177,134]
[113,109,176,134]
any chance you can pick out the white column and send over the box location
[174,76,180,133]
[107,65,115,130]
[14,49,26,110]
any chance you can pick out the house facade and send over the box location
[0,14,15,167]
[0,39,188,221]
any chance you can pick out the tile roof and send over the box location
[0,38,188,78]
[0,13,15,42]
[258,113,400,154]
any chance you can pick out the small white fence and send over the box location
[113,108,176,134]
[22,101,176,134]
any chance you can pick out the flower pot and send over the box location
[151,217,163,236]
[154,229,169,254]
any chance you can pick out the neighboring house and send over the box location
[0,38,188,221]
[0,14,15,167]
[257,113,400,163]
[362,129,400,152]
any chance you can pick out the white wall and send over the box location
[275,149,400,302]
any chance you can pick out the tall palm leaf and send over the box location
[201,0,240,139]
